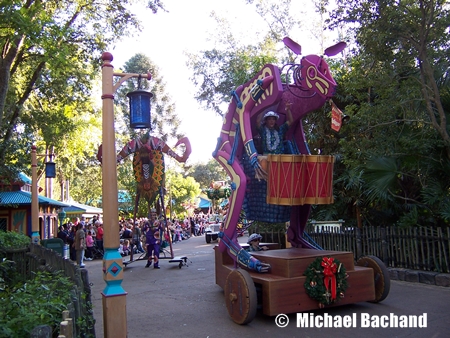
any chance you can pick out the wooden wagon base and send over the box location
[215,246,377,317]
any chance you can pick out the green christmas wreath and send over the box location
[303,256,348,306]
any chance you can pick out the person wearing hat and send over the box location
[246,233,269,252]
[259,102,293,154]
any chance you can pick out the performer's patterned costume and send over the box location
[116,133,191,217]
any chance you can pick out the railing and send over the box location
[255,223,450,273]
[2,244,95,337]
[303,224,450,273]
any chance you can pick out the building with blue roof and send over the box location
[0,173,70,239]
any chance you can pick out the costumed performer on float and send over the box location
[246,233,269,252]
[259,101,293,155]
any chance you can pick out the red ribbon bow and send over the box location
[321,257,337,300]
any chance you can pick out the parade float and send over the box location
[212,37,390,324]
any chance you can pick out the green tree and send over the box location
[0,0,165,179]
[111,53,189,217]
[329,0,450,158]
[245,0,300,49]
[186,10,279,116]
[116,53,183,143]
[69,164,103,206]
[166,169,201,218]
[187,159,229,189]
[325,0,450,227]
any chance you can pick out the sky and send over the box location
[107,0,324,164]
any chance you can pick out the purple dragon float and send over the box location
[213,37,346,273]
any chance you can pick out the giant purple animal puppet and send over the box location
[213,37,346,273]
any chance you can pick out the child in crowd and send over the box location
[119,240,125,256]
[173,225,181,243]
[122,240,130,256]
[85,231,94,261]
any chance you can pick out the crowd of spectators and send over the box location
[55,212,223,266]
[56,215,103,264]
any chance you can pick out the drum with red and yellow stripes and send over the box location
[266,154,334,206]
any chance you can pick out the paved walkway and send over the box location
[85,235,450,338]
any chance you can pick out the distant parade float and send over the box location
[212,37,390,324]
[205,181,232,201]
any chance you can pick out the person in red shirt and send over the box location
[95,221,104,251]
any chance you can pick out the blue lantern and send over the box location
[127,75,153,129]
[45,154,56,178]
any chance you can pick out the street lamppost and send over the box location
[100,52,152,337]
[31,145,56,244]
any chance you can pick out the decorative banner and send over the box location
[331,101,343,132]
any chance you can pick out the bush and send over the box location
[0,231,31,250]
[0,232,31,293]
[0,270,73,338]
[0,234,95,337]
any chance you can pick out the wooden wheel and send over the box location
[356,255,390,303]
[224,269,257,325]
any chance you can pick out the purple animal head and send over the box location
[282,37,346,101]
[299,55,337,99]
[278,53,339,120]
[277,39,346,153]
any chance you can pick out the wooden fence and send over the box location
[2,244,96,337]
[256,224,450,273]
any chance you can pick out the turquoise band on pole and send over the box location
[102,281,127,297]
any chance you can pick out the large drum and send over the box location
[266,154,334,206]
